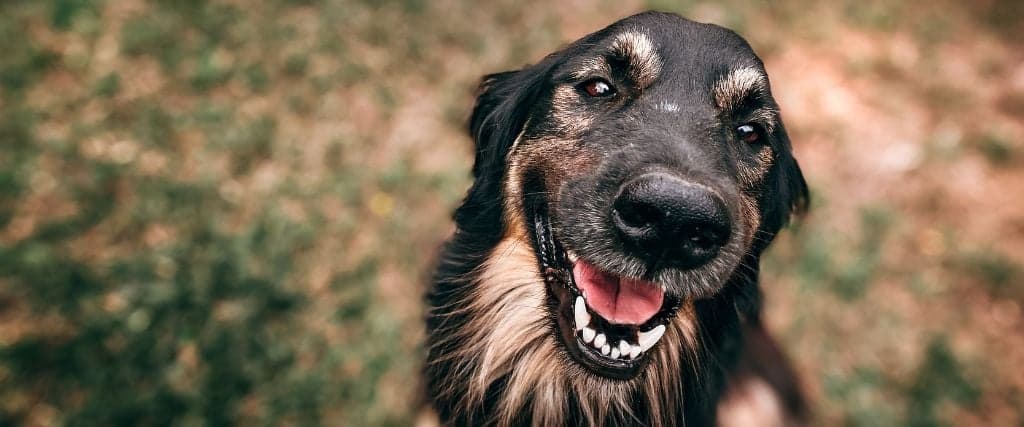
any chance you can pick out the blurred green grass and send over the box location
[1,0,1023,425]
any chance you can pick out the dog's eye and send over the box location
[580,78,615,97]
[736,124,762,143]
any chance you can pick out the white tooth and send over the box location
[574,296,590,330]
[594,333,606,349]
[601,344,610,355]
[567,251,579,263]
[638,324,667,352]
[611,348,620,359]
[629,345,641,359]
[618,340,631,355]
[582,327,596,343]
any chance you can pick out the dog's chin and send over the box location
[527,202,686,381]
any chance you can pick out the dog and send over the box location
[425,11,809,426]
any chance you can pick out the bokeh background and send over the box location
[1,0,1022,425]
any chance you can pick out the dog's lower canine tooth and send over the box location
[594,333,606,348]
[638,324,667,352]
[618,340,631,356]
[582,327,596,343]
[629,345,641,359]
[574,296,590,330]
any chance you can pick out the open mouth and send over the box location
[529,201,684,380]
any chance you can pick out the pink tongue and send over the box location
[572,260,664,325]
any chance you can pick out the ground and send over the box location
[0,0,1022,425]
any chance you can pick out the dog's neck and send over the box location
[425,228,755,426]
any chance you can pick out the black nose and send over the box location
[612,173,731,269]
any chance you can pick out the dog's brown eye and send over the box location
[580,78,615,97]
[736,124,761,143]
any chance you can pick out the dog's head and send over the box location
[443,11,807,417]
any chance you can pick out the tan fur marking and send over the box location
[713,67,768,111]
[713,68,781,134]
[738,194,762,249]
[465,238,549,402]
[508,134,601,215]
[737,146,774,187]
[610,30,662,88]
[502,132,530,241]
[550,85,595,137]
[717,377,787,427]
[413,407,440,427]
[570,58,611,80]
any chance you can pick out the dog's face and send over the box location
[453,10,806,404]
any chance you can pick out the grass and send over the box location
[971,133,1018,167]
[953,249,1023,302]
[1,0,1022,425]
[905,337,981,427]
[784,206,894,301]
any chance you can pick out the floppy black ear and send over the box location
[453,63,553,236]
[755,122,809,253]
[466,70,532,181]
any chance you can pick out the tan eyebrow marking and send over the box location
[569,57,610,80]
[713,67,779,131]
[609,30,662,88]
[712,67,768,111]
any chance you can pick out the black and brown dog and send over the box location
[425,11,809,426]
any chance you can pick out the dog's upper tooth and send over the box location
[566,251,579,264]
[594,333,607,349]
[638,324,666,352]
[581,327,596,343]
[574,296,590,330]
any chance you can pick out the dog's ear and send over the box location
[467,64,554,180]
[454,63,552,234]
[467,70,534,180]
[755,122,809,252]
